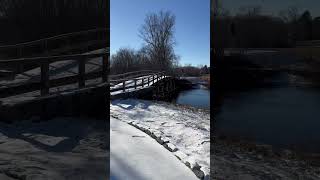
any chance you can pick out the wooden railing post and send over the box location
[134,79,137,89]
[41,62,49,96]
[123,80,126,92]
[102,55,108,82]
[153,74,155,84]
[78,57,85,88]
[142,78,144,87]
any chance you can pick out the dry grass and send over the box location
[200,74,210,88]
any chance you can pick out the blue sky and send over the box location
[111,0,210,66]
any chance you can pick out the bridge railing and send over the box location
[110,71,166,93]
[109,70,160,83]
[0,52,109,98]
[0,28,108,59]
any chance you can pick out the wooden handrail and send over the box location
[0,52,108,64]
[0,28,108,49]
[0,52,109,97]
[0,28,108,60]
[109,71,165,82]
[109,70,158,79]
[110,71,167,93]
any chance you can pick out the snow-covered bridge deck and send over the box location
[0,48,109,106]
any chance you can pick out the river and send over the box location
[214,72,320,153]
[171,77,210,109]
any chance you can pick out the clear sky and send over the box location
[111,0,210,66]
[220,0,320,17]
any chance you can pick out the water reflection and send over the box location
[174,84,210,109]
[214,72,320,153]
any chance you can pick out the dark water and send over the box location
[173,82,210,109]
[214,73,320,153]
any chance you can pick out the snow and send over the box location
[110,117,198,180]
[0,117,108,179]
[110,99,210,179]
[0,77,105,106]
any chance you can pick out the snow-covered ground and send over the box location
[110,117,198,180]
[0,117,108,180]
[110,99,210,179]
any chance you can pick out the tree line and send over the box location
[110,11,179,75]
[0,0,108,44]
[211,0,320,48]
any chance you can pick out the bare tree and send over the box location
[212,0,230,17]
[139,10,178,71]
[279,6,299,23]
[110,48,137,74]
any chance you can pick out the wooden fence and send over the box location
[0,52,109,98]
[0,28,108,59]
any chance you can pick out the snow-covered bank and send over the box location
[213,137,320,180]
[0,117,108,180]
[110,99,210,179]
[110,117,198,180]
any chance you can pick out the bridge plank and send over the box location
[0,71,103,98]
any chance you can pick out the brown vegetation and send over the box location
[200,74,210,88]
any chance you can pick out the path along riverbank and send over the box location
[110,99,210,179]
[110,117,198,180]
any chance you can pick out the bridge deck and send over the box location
[0,48,106,86]
[0,48,108,105]
[0,69,169,105]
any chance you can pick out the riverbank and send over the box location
[0,117,108,179]
[200,74,210,88]
[110,99,210,179]
[110,117,198,180]
[213,136,320,180]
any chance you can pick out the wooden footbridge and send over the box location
[0,28,109,100]
[110,70,177,100]
[0,29,179,120]
[0,28,109,121]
